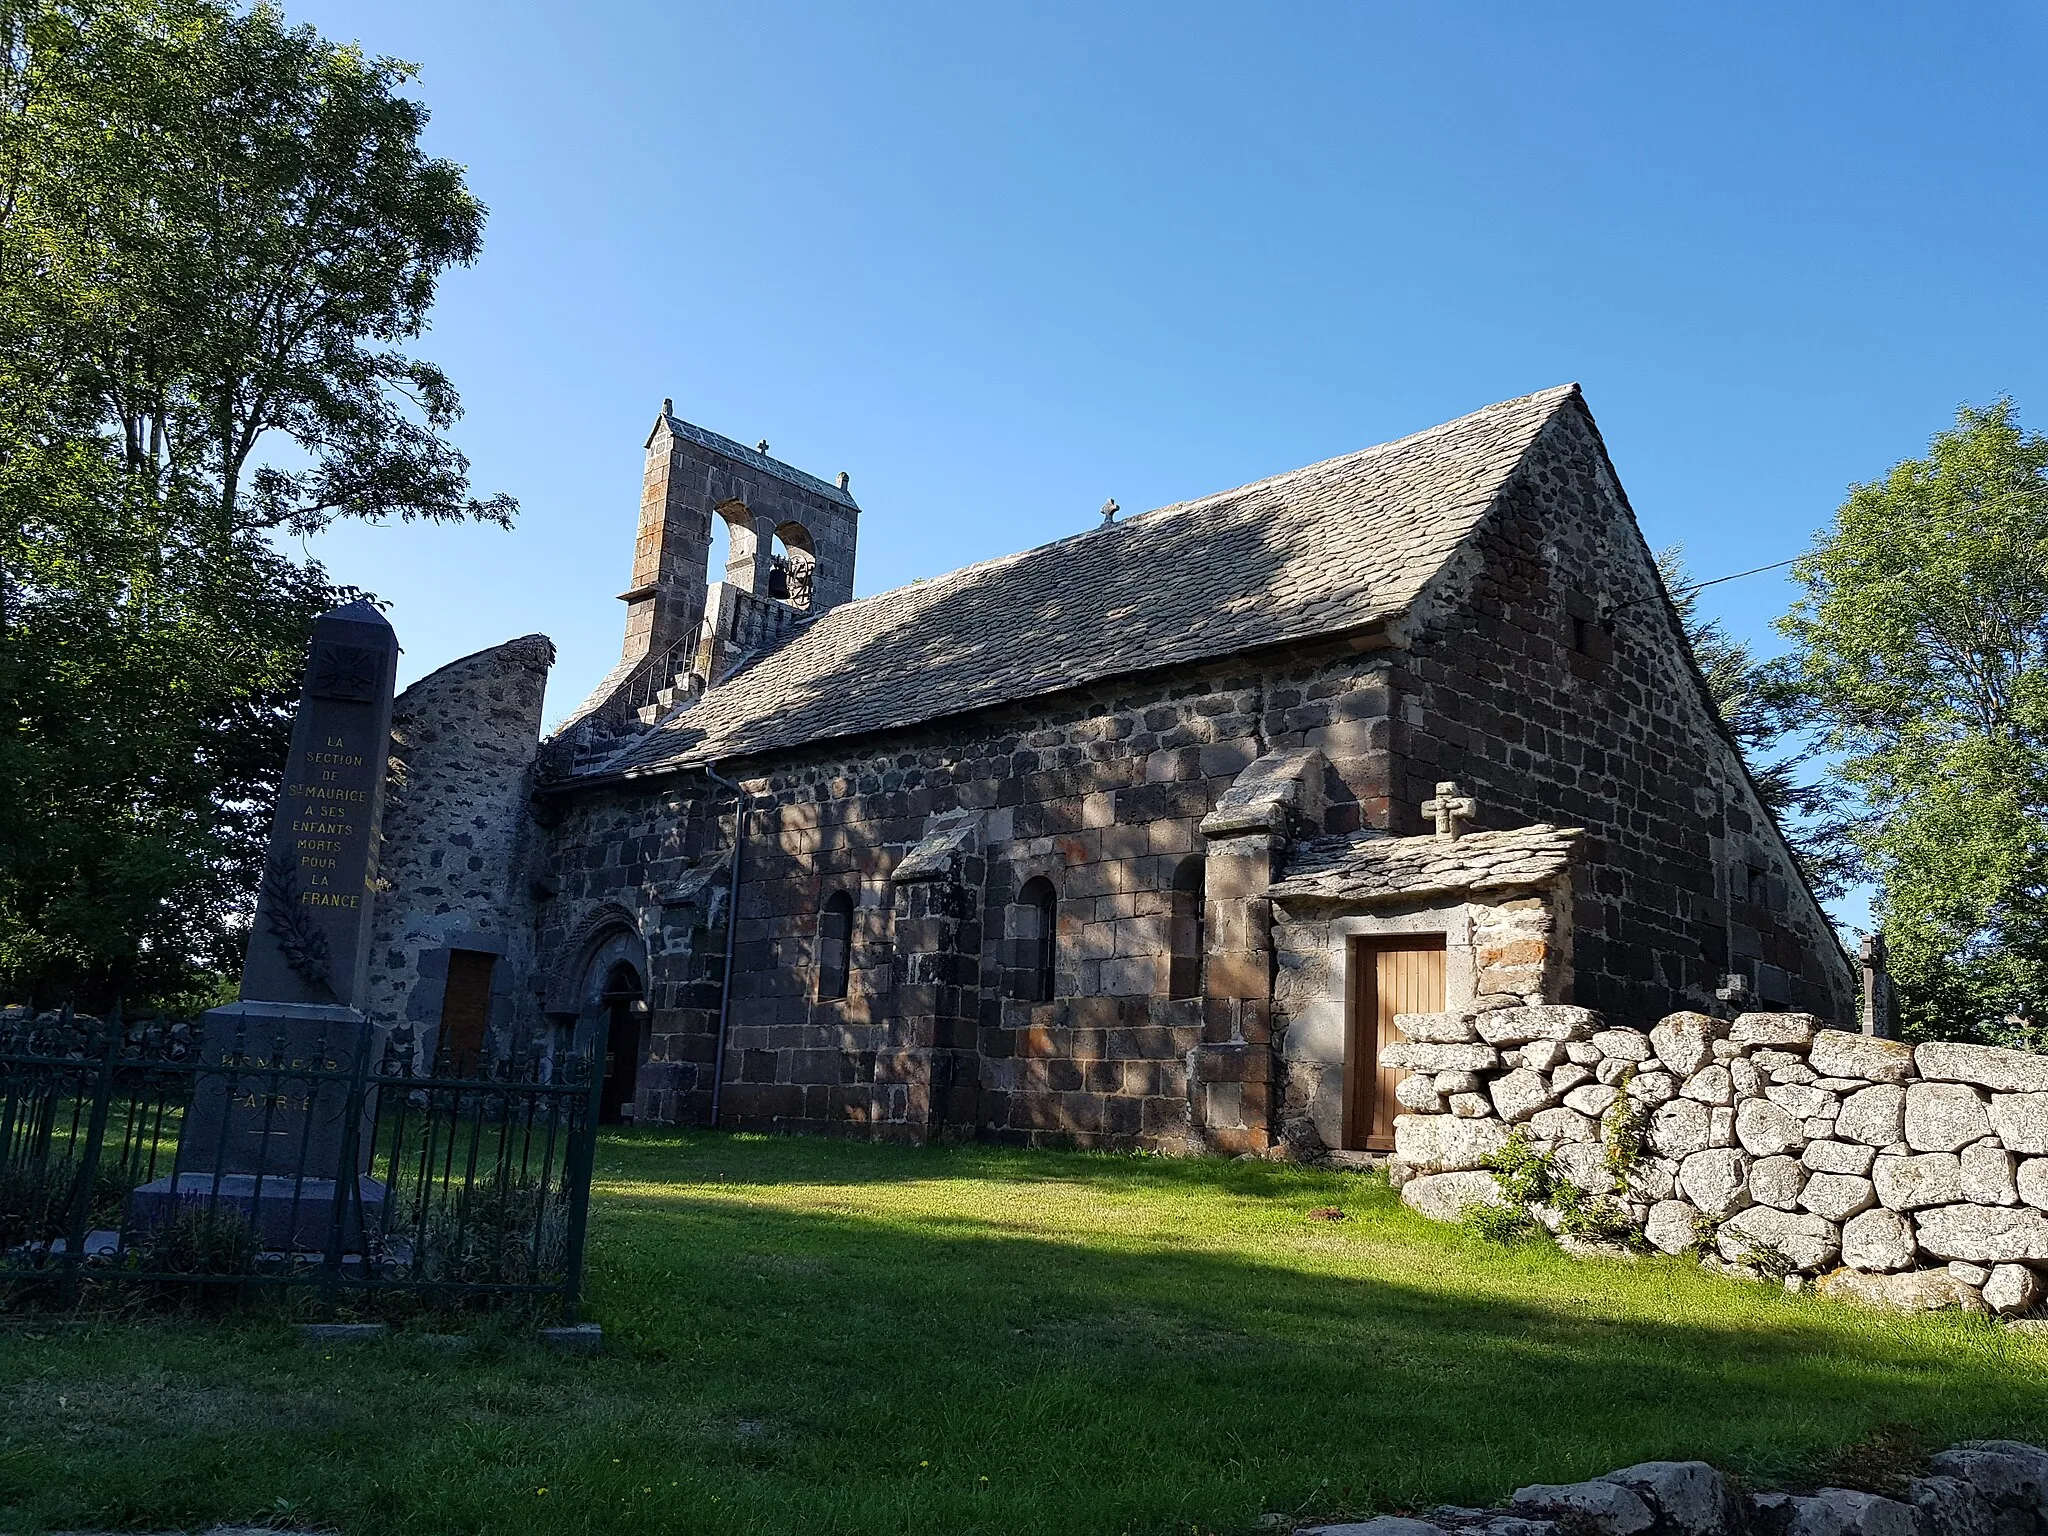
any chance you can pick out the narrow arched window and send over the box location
[1169,856,1205,1000]
[817,890,854,1002]
[1013,876,1059,1002]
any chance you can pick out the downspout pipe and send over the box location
[703,762,745,1127]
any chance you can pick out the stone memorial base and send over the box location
[127,1172,388,1251]
[130,999,387,1253]
[178,1000,379,1181]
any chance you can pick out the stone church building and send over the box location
[362,384,1854,1156]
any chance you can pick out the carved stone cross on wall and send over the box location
[1421,781,1477,840]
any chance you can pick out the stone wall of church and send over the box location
[366,636,554,1067]
[1390,399,1856,1025]
[534,634,1406,1151]
[531,400,1855,1150]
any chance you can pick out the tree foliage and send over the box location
[0,0,510,1007]
[1776,401,2048,1045]
[0,0,512,534]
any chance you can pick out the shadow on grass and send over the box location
[585,1145,2048,1522]
[5,1131,2045,1536]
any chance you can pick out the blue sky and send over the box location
[288,1,2048,880]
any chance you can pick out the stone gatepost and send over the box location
[886,812,986,1140]
[1191,750,1326,1155]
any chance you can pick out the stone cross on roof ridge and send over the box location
[1421,780,1478,840]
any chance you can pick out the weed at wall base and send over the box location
[1467,1128,1647,1251]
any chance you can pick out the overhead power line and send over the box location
[1603,554,1802,621]
[1672,555,1801,597]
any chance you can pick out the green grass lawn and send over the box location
[4,1131,2048,1535]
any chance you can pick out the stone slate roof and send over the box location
[588,384,1581,779]
[1270,825,1583,904]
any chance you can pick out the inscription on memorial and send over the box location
[238,600,398,1008]
[175,1022,371,1182]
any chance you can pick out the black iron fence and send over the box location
[0,1007,603,1317]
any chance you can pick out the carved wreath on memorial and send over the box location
[261,858,336,999]
[308,642,382,702]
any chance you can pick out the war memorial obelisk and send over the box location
[131,600,399,1244]
[229,598,398,1015]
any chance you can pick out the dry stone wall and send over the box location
[1390,1001,2048,1312]
[1298,1439,2048,1536]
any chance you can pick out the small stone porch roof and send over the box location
[580,384,1583,781]
[1270,824,1583,905]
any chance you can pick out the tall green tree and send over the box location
[1776,401,2048,1045]
[0,0,512,1007]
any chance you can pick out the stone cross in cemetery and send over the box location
[130,601,399,1246]
[1421,781,1478,840]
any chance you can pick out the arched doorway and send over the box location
[598,960,646,1125]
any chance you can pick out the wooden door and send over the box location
[1344,937,1446,1151]
[601,1000,641,1125]
[436,949,496,1074]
